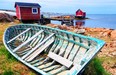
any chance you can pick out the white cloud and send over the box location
[38,0,116,6]
[0,0,116,14]
[4,0,38,3]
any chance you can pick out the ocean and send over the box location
[51,14,116,29]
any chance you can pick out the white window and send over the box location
[32,8,38,14]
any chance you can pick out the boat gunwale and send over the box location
[3,24,105,75]
[5,24,105,45]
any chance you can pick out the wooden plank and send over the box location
[52,38,63,53]
[68,45,80,61]
[29,32,44,47]
[44,34,68,72]
[37,34,68,71]
[68,37,80,61]
[33,61,45,67]
[16,47,32,54]
[43,65,60,72]
[57,70,69,75]
[40,37,63,65]
[26,37,54,62]
[7,28,31,44]
[48,52,73,68]
[48,37,59,52]
[19,51,29,56]
[13,30,44,52]
[64,35,74,58]
[38,62,52,69]
[31,36,40,47]
[69,64,81,75]
[30,57,45,64]
[56,35,90,49]
[73,38,88,65]
[58,34,68,56]
[22,33,54,61]
[48,66,66,75]
[38,61,55,69]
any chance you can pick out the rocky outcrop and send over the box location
[46,24,85,34]
[85,27,116,75]
[85,27,115,38]
[110,30,116,40]
[0,13,14,22]
[46,24,116,39]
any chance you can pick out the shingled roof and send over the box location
[15,2,41,8]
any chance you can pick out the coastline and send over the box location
[0,21,115,75]
[46,23,116,75]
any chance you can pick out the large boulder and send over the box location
[0,13,14,22]
[110,30,116,40]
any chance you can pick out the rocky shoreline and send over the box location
[0,16,115,74]
[46,23,116,75]
[46,24,116,40]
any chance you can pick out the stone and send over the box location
[110,30,116,40]
[0,13,14,22]
[58,24,68,30]
[77,29,85,33]
[102,30,112,36]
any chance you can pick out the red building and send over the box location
[15,2,41,21]
[75,9,86,19]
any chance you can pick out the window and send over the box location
[32,8,38,14]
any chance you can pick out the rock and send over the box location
[46,24,58,28]
[102,30,112,36]
[58,24,68,30]
[0,13,14,22]
[85,27,91,31]
[77,29,85,33]
[111,30,116,40]
[64,16,70,19]
[111,52,116,56]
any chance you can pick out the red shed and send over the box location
[15,2,41,21]
[75,9,86,19]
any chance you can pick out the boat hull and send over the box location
[3,24,105,75]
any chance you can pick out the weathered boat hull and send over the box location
[3,24,105,75]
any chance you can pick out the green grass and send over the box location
[83,57,111,75]
[0,45,16,75]
[0,45,36,75]
[0,46,17,62]
[0,21,112,75]
[2,70,14,75]
[0,45,111,75]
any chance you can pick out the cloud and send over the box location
[39,0,116,6]
[0,0,116,14]
[3,0,38,3]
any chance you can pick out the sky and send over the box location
[0,0,116,14]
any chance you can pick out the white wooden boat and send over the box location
[3,24,105,75]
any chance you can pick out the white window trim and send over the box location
[32,8,38,14]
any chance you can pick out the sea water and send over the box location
[51,14,116,29]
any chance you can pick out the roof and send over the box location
[15,2,41,8]
[76,9,86,13]
[76,9,82,12]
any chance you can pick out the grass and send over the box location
[0,45,37,75]
[0,21,37,75]
[83,57,111,75]
[2,70,14,75]
[0,21,112,75]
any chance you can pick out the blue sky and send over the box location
[0,0,116,14]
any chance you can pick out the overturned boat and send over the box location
[3,24,105,75]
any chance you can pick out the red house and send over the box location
[15,2,41,22]
[75,9,86,19]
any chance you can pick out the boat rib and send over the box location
[3,24,105,75]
